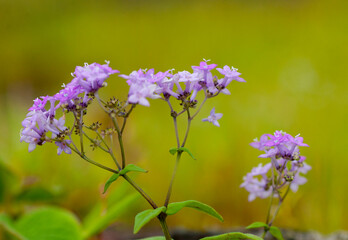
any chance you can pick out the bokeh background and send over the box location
[1,0,348,237]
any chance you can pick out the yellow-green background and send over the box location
[1,0,347,235]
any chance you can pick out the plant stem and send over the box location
[190,95,207,119]
[122,174,158,209]
[82,131,109,153]
[68,145,119,174]
[164,151,182,207]
[158,214,172,240]
[94,92,109,113]
[181,109,191,147]
[111,116,126,168]
[265,192,274,225]
[95,130,122,170]
[173,117,180,148]
[269,184,291,226]
[121,104,135,134]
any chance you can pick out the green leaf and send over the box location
[169,148,178,155]
[82,193,139,238]
[133,207,166,234]
[0,213,27,240]
[15,207,82,240]
[246,221,268,229]
[103,164,148,194]
[200,232,263,240]
[178,147,196,160]
[166,200,223,222]
[103,173,120,194]
[120,164,148,175]
[269,226,284,240]
[169,147,196,159]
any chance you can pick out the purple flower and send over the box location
[216,66,245,84]
[150,71,170,83]
[29,96,50,111]
[20,111,50,152]
[253,131,309,160]
[128,83,160,106]
[74,62,119,93]
[155,78,179,99]
[240,163,272,201]
[202,107,223,127]
[55,140,72,155]
[192,61,217,71]
[121,69,169,106]
[250,134,269,151]
[20,109,68,153]
[242,131,311,201]
[289,173,307,192]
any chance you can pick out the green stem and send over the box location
[94,92,109,113]
[82,131,109,153]
[173,117,180,148]
[122,174,158,209]
[181,109,191,147]
[111,116,126,168]
[269,184,291,226]
[158,214,172,240]
[164,151,182,207]
[265,191,274,225]
[190,95,207,119]
[95,130,122,170]
[68,145,118,174]
[121,104,135,134]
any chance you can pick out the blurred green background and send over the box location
[0,0,347,236]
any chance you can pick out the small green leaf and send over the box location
[246,221,269,229]
[103,164,147,194]
[166,200,223,222]
[269,226,284,240]
[103,173,120,194]
[133,207,166,234]
[169,147,196,159]
[169,148,178,155]
[178,147,196,160]
[200,232,263,240]
[120,164,148,175]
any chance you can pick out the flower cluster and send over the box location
[20,60,245,154]
[20,62,118,154]
[241,131,311,201]
[120,60,245,107]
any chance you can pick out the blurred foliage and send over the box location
[0,0,347,235]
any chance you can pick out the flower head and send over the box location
[242,131,311,201]
[74,62,119,93]
[240,163,273,201]
[202,107,223,127]
[192,61,218,71]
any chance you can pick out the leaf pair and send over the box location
[103,164,147,193]
[134,200,223,234]
[246,222,284,240]
[169,147,196,160]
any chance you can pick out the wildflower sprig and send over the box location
[241,131,311,239]
[20,60,247,239]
